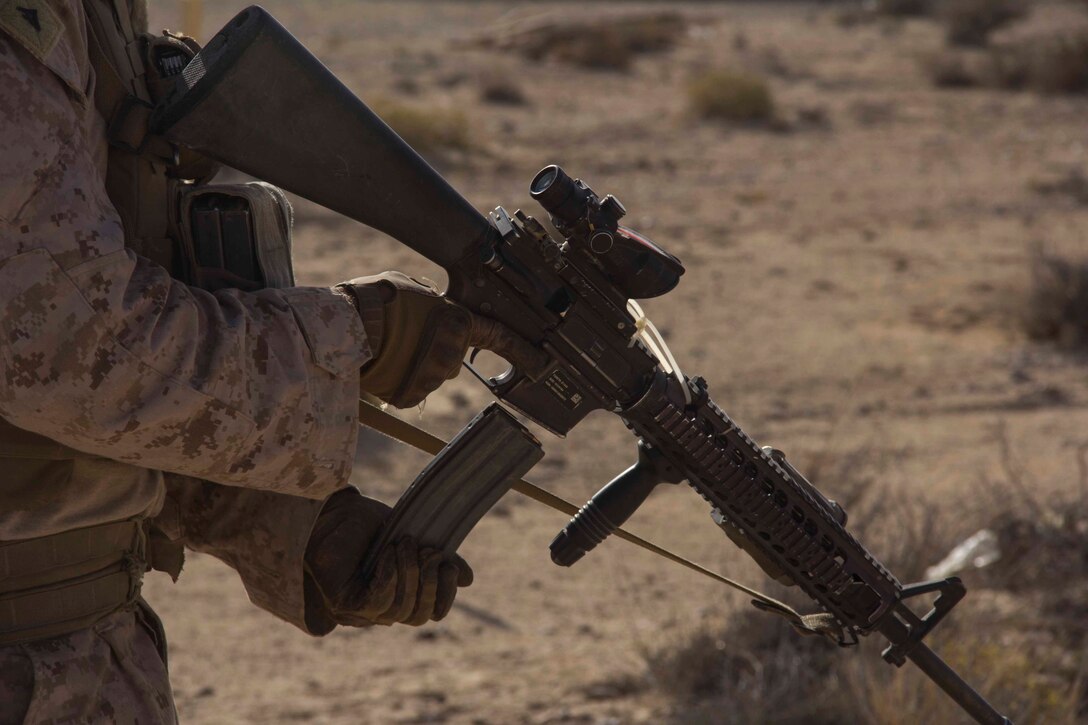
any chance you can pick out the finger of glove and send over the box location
[406,548,445,626]
[374,538,421,625]
[468,316,549,378]
[453,553,474,587]
[306,494,390,604]
[347,544,398,621]
[393,306,472,407]
[432,309,472,379]
[432,561,462,622]
[344,271,437,298]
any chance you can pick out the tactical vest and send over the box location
[0,0,293,645]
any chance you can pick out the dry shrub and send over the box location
[925,50,981,87]
[940,0,1028,47]
[842,636,1081,725]
[640,441,1086,723]
[645,562,1081,724]
[873,0,934,17]
[687,70,775,124]
[368,99,471,156]
[479,73,527,106]
[836,5,875,28]
[924,32,1088,93]
[1030,168,1088,205]
[644,609,843,723]
[988,33,1088,93]
[1021,243,1088,349]
[976,422,1088,596]
[557,34,633,72]
[643,596,1082,724]
[483,13,687,71]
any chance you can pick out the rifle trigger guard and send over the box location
[464,348,519,396]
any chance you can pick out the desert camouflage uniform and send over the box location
[0,0,377,721]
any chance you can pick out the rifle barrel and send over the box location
[908,643,1011,725]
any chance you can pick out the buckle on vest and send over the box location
[107,94,180,165]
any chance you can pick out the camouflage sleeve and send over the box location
[0,30,371,497]
[153,474,335,633]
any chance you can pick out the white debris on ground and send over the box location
[925,529,1001,581]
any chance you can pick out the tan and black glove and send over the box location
[304,489,473,628]
[339,271,547,408]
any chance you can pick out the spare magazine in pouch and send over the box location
[175,181,296,291]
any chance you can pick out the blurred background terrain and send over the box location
[144,1,1088,722]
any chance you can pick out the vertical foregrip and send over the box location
[550,442,682,566]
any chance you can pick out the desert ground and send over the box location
[143,2,1088,723]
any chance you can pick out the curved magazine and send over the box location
[359,404,543,581]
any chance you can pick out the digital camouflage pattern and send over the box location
[0,1,379,721]
[0,1,370,503]
[0,476,336,725]
[0,606,175,724]
[154,474,330,628]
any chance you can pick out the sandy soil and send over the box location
[142,2,1088,723]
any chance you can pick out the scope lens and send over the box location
[530,165,590,224]
[531,167,558,195]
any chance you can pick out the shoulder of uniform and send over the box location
[0,0,86,97]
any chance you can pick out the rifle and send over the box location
[153,8,1011,723]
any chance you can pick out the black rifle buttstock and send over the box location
[152,6,493,268]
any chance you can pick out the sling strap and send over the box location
[357,397,847,643]
[83,0,175,162]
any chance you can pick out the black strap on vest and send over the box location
[84,1,165,158]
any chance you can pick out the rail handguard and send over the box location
[153,8,1011,724]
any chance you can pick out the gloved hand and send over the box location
[339,271,548,408]
[304,489,473,627]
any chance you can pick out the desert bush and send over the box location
[836,4,875,28]
[481,13,687,72]
[479,74,527,106]
[1030,168,1088,205]
[554,33,633,71]
[599,13,686,55]
[924,32,1088,93]
[687,69,775,124]
[1021,243,1088,349]
[844,637,1081,725]
[990,33,1088,93]
[644,608,844,723]
[940,0,1028,47]
[647,612,1079,724]
[873,0,934,17]
[638,440,1086,723]
[924,50,981,87]
[973,423,1088,599]
[368,99,471,156]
